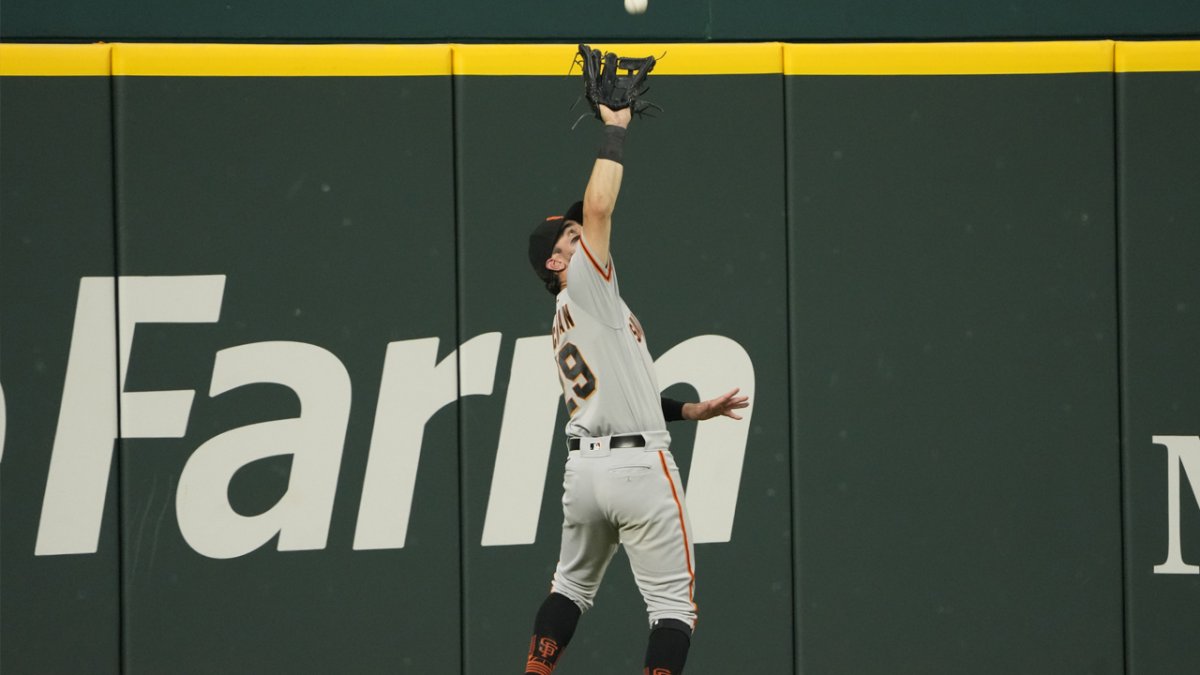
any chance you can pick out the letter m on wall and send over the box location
[1152,435,1200,574]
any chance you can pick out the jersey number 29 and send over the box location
[557,342,596,414]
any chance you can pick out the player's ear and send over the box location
[546,258,566,272]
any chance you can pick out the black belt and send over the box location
[567,434,646,451]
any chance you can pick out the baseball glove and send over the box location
[574,43,661,123]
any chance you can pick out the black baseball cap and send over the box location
[528,200,584,286]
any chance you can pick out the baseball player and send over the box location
[522,104,749,675]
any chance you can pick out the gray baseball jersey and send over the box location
[547,233,697,629]
[551,236,669,440]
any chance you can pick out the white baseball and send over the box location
[624,0,648,15]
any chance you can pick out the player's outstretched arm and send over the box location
[683,388,750,421]
[581,105,631,268]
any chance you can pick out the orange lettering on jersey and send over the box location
[552,303,576,350]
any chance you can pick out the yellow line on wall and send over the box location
[785,41,1114,75]
[452,43,784,75]
[0,43,111,76]
[112,43,452,76]
[6,41,1200,77]
[1116,41,1200,72]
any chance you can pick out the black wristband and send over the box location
[661,397,686,423]
[598,124,627,164]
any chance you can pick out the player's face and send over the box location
[552,222,583,263]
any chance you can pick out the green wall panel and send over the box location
[1118,70,1200,675]
[0,75,121,674]
[455,73,793,673]
[112,72,459,672]
[786,73,1123,674]
[9,39,1200,675]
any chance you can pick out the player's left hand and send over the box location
[599,104,632,128]
[685,388,750,421]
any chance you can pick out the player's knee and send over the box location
[549,569,595,612]
[543,592,583,622]
[549,578,594,613]
[651,618,693,640]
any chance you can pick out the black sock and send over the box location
[643,619,691,675]
[525,593,582,675]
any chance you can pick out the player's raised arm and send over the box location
[581,104,631,268]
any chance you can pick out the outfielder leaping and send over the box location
[522,93,749,675]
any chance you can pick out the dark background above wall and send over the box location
[2,0,1199,41]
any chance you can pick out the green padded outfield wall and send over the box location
[1,0,1199,41]
[110,45,460,673]
[3,41,1200,674]
[0,45,121,675]
[1117,42,1200,675]
[785,42,1124,674]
